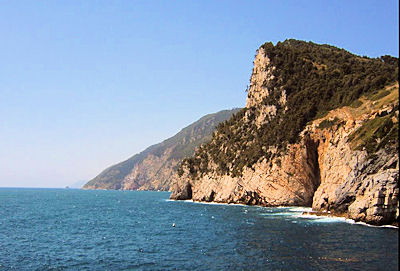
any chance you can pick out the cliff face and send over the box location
[83,108,241,191]
[172,136,320,206]
[171,40,399,225]
[309,88,399,225]
[121,147,178,191]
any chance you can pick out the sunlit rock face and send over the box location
[171,40,399,226]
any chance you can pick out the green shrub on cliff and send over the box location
[348,112,398,154]
[318,117,340,129]
[179,39,398,179]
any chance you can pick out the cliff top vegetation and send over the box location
[179,39,398,179]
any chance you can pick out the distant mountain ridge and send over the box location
[83,108,241,190]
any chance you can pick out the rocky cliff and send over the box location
[309,86,398,225]
[171,40,399,226]
[83,108,240,191]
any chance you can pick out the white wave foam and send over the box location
[274,206,312,212]
[191,201,246,206]
[352,221,398,229]
[287,207,313,212]
[166,199,194,203]
[260,212,296,216]
[298,213,398,228]
[168,199,398,229]
[169,199,248,207]
[298,213,353,223]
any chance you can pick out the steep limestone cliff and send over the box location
[171,40,398,226]
[308,86,398,225]
[83,109,240,190]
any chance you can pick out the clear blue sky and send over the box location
[0,1,398,188]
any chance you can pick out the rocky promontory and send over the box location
[171,40,399,226]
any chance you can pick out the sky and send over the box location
[0,1,398,188]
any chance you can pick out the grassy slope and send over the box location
[346,83,399,154]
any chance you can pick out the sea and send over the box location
[0,188,398,270]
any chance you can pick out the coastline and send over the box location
[168,198,399,229]
[300,212,399,229]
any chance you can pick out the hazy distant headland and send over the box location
[83,109,240,191]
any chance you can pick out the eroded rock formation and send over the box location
[171,40,399,226]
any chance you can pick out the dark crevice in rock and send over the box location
[170,182,192,200]
[201,190,215,202]
[209,191,215,202]
[239,191,264,205]
[305,136,322,206]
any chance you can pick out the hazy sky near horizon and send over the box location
[0,1,398,188]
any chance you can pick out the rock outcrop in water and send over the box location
[171,40,399,226]
[83,109,240,191]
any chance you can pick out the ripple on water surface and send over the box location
[0,188,398,270]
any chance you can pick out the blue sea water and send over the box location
[0,188,398,270]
